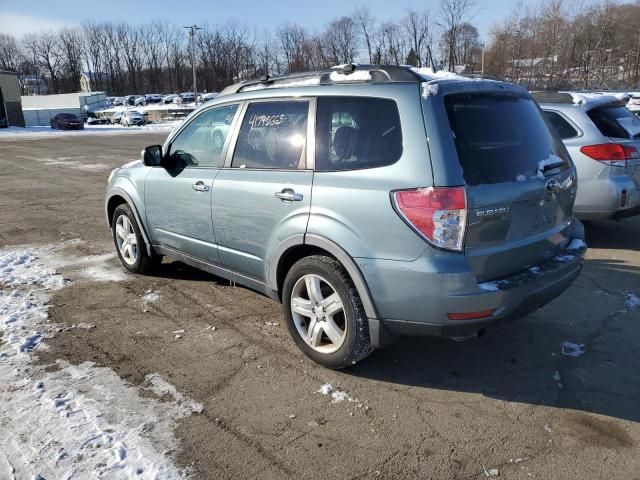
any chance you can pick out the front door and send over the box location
[145,103,239,263]
[212,99,314,281]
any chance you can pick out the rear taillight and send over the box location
[392,187,467,251]
[580,144,639,166]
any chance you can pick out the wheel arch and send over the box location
[105,188,153,256]
[271,234,379,322]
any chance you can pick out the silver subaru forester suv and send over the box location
[106,65,586,368]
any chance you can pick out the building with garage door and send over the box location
[0,70,26,127]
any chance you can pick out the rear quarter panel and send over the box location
[306,83,433,262]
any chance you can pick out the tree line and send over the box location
[486,0,640,90]
[0,0,482,96]
[1,0,637,96]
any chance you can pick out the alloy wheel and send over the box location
[115,214,138,265]
[290,274,347,354]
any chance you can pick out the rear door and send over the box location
[442,91,577,282]
[211,99,314,281]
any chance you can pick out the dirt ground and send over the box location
[1,131,639,479]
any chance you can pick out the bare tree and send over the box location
[324,16,359,65]
[277,23,309,72]
[438,0,475,71]
[58,28,83,92]
[404,9,433,67]
[0,34,23,71]
[354,6,376,63]
[23,32,63,93]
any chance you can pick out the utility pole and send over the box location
[183,25,202,106]
[481,42,485,77]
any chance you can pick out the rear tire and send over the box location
[112,203,161,274]
[282,255,373,369]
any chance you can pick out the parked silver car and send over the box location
[120,110,146,127]
[106,65,586,368]
[535,91,640,220]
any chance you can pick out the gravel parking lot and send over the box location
[1,131,639,479]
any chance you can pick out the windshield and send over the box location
[444,92,570,186]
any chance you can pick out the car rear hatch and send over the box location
[437,88,577,282]
[585,104,640,191]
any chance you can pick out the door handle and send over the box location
[192,181,210,192]
[275,189,303,202]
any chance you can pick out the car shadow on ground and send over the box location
[145,244,640,424]
[347,257,640,423]
[151,259,231,285]
[584,217,639,250]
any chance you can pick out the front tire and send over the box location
[282,255,373,369]
[112,203,161,274]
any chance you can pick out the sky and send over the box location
[0,0,522,41]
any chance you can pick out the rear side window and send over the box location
[444,92,570,186]
[315,97,402,171]
[231,101,309,169]
[587,106,640,139]
[543,111,579,139]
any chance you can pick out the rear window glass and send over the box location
[315,97,402,171]
[543,111,579,139]
[444,92,570,186]
[587,106,640,139]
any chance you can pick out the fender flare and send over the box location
[269,233,379,321]
[105,187,153,256]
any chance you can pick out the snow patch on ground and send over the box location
[0,123,177,139]
[0,246,200,479]
[625,292,640,309]
[143,289,160,304]
[561,341,586,357]
[318,383,354,403]
[145,373,203,417]
[17,154,110,171]
[34,243,128,282]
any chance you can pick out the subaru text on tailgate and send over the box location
[105,64,586,368]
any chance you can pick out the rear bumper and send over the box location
[575,175,640,220]
[362,237,586,346]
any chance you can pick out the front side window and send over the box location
[169,104,238,167]
[315,97,402,171]
[231,101,309,169]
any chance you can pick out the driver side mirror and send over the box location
[142,145,163,167]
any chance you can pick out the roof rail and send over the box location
[218,64,424,97]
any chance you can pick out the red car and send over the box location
[50,113,84,130]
